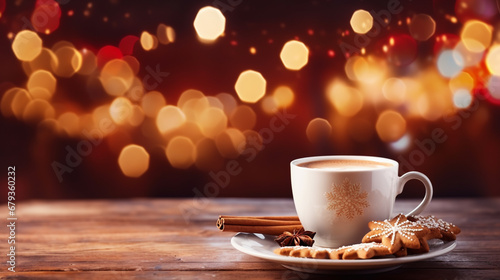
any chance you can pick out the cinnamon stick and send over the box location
[216,215,302,235]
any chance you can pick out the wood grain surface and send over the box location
[0,198,499,279]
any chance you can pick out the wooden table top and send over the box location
[1,197,499,279]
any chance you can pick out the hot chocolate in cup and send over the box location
[290,155,433,248]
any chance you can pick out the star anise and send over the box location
[274,228,316,247]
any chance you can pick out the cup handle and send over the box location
[397,171,433,216]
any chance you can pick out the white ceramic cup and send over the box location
[290,155,433,248]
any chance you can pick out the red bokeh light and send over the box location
[96,45,123,69]
[31,0,61,34]
[386,34,417,67]
[119,35,139,56]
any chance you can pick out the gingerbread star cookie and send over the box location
[362,214,429,253]
[408,215,461,241]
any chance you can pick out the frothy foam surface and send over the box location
[298,159,393,170]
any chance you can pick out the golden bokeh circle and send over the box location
[118,144,150,177]
[12,30,43,62]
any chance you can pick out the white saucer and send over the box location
[231,233,456,274]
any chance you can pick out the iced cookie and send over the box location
[408,215,461,241]
[362,214,430,253]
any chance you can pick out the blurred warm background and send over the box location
[1,0,500,201]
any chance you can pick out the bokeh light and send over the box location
[10,89,32,119]
[415,69,454,121]
[453,41,484,67]
[140,31,157,51]
[141,91,166,118]
[126,77,144,102]
[22,99,54,123]
[235,70,267,103]
[460,20,492,52]
[375,110,406,142]
[27,70,57,100]
[1,88,21,117]
[174,121,204,143]
[52,46,83,77]
[78,48,98,75]
[100,59,134,96]
[198,107,227,138]
[326,81,363,117]
[29,87,52,100]
[156,105,186,134]
[193,6,225,41]
[31,0,61,34]
[92,104,113,137]
[178,89,205,108]
[200,98,221,121]
[272,86,295,108]
[181,96,209,122]
[409,14,436,41]
[485,45,500,75]
[452,89,473,109]
[206,96,224,110]
[12,30,43,62]
[118,144,150,178]
[119,35,139,56]
[279,40,309,70]
[229,105,256,131]
[166,136,196,169]
[96,45,123,68]
[449,72,474,93]
[350,9,373,34]
[260,96,278,115]
[306,118,332,143]
[129,105,145,127]
[52,40,75,51]
[382,78,406,105]
[389,133,411,152]
[157,23,175,44]
[123,56,140,75]
[437,50,464,78]
[58,112,80,137]
[487,76,500,101]
[27,48,58,74]
[216,93,237,116]
[345,55,386,84]
[110,97,133,125]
